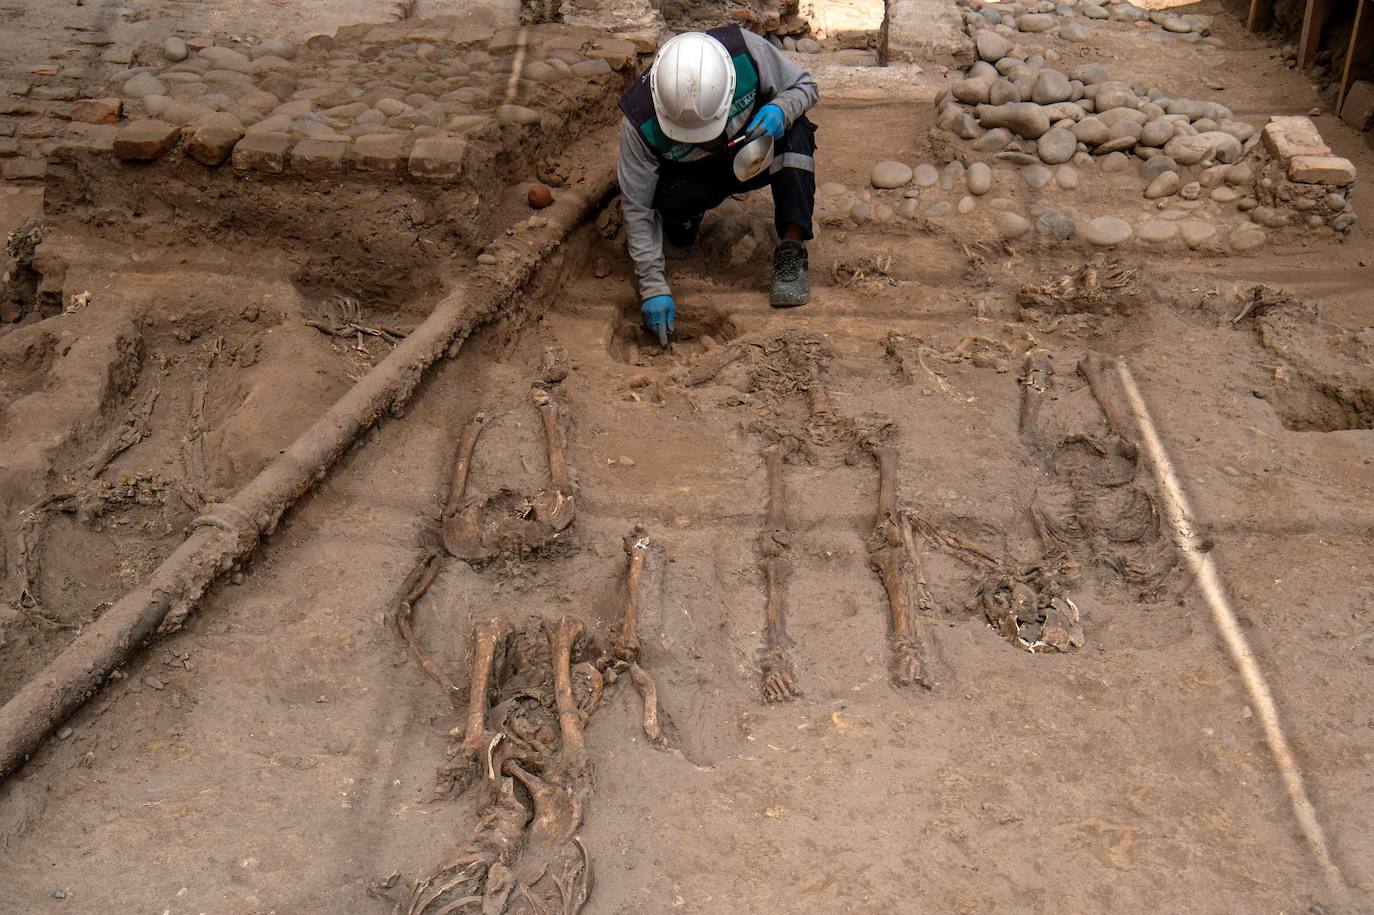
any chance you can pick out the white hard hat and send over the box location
[650,32,736,144]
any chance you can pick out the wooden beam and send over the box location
[1337,0,1374,114]
[1298,0,1328,68]
[1247,0,1275,32]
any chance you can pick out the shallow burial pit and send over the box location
[607,299,739,366]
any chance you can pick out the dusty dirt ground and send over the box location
[1,0,1373,912]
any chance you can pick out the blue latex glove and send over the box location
[747,103,786,141]
[641,294,675,346]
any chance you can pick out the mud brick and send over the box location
[350,133,407,173]
[1288,155,1356,186]
[187,126,243,166]
[68,97,122,125]
[0,80,28,97]
[54,123,117,155]
[290,138,347,174]
[585,38,638,69]
[1,157,46,180]
[408,137,466,181]
[231,131,290,172]
[30,86,77,102]
[0,98,39,116]
[1261,116,1330,165]
[17,119,63,139]
[111,119,179,160]
[1340,80,1374,131]
[0,137,17,157]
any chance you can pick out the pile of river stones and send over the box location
[821,0,1358,251]
[89,21,632,177]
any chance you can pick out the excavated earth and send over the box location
[1,0,1373,913]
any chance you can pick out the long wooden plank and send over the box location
[1298,0,1328,67]
[1337,0,1374,114]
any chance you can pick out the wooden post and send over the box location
[1247,0,1275,32]
[1298,0,1328,68]
[1337,0,1374,115]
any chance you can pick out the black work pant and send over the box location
[652,115,817,241]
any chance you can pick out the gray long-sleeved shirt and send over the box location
[618,30,819,301]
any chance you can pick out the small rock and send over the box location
[1072,116,1111,147]
[495,104,540,126]
[56,726,73,740]
[617,456,635,467]
[1179,181,1201,201]
[941,160,965,191]
[1163,134,1212,166]
[989,78,1021,106]
[255,37,298,60]
[972,127,1013,152]
[1031,70,1072,104]
[996,211,1032,238]
[1017,13,1057,32]
[1095,82,1138,110]
[1138,220,1179,243]
[1055,164,1079,189]
[1021,163,1053,188]
[976,101,1050,139]
[1037,127,1076,164]
[163,36,189,62]
[1180,219,1216,247]
[477,253,498,266]
[1140,155,1179,180]
[976,30,1013,62]
[954,77,993,105]
[1144,170,1181,198]
[1139,117,1174,147]
[870,160,913,188]
[1039,210,1076,239]
[913,163,940,187]
[1061,20,1091,41]
[1225,162,1255,186]
[123,72,165,99]
[1071,63,1110,84]
[967,161,993,195]
[1082,215,1133,245]
[957,195,977,214]
[1229,223,1267,251]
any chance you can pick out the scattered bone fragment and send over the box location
[758,444,803,701]
[393,549,464,706]
[436,615,512,796]
[977,564,1085,653]
[549,615,591,778]
[441,411,489,561]
[540,345,570,384]
[1078,351,1138,452]
[532,386,575,534]
[1018,349,1053,441]
[84,355,168,479]
[865,445,933,688]
[609,525,671,747]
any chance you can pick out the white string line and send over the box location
[503,27,531,106]
[1113,358,1347,899]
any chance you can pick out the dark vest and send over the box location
[619,26,762,163]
